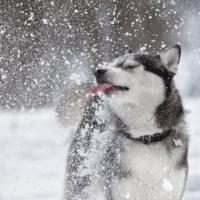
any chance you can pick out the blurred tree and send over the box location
[65,0,184,65]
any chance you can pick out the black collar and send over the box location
[122,128,174,145]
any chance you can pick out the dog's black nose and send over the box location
[95,69,107,78]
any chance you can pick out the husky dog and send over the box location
[58,45,188,200]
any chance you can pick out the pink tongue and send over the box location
[90,83,113,94]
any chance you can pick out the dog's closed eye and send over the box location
[126,65,140,70]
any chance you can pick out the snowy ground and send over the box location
[0,98,200,200]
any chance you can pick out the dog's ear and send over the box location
[159,45,181,74]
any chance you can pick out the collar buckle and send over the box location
[143,135,151,144]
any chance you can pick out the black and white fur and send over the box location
[60,45,188,200]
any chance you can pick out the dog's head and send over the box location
[90,45,181,106]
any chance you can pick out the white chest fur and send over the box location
[111,139,186,200]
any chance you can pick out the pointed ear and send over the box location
[159,45,181,74]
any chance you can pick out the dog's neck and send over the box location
[110,101,163,138]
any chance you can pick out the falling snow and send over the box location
[163,179,174,191]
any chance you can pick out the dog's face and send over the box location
[91,45,181,106]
